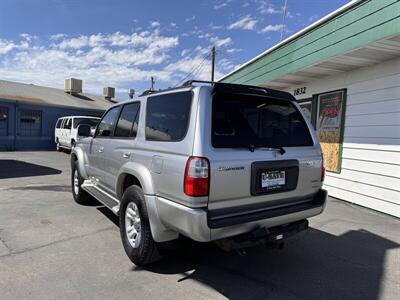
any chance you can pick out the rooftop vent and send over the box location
[128,89,135,99]
[64,78,82,95]
[103,87,115,101]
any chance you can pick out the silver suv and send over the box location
[71,81,327,265]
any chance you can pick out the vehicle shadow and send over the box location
[0,160,62,179]
[136,228,399,300]
[95,206,398,299]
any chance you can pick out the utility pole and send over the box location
[211,46,216,82]
[150,76,155,90]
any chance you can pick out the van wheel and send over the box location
[71,161,93,205]
[120,186,161,266]
[56,140,62,152]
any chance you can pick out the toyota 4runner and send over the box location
[71,81,327,265]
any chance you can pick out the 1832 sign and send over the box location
[294,87,307,96]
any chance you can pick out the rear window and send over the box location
[73,118,99,129]
[145,91,192,141]
[212,94,313,148]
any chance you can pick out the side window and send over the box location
[56,119,62,129]
[114,102,140,138]
[64,118,72,130]
[145,92,192,141]
[96,106,120,137]
[19,109,42,137]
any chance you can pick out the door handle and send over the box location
[98,147,104,153]
[122,152,131,159]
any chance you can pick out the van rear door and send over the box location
[205,90,323,226]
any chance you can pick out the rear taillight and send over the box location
[184,156,210,197]
[321,152,326,182]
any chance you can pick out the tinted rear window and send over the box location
[73,118,99,128]
[212,94,313,148]
[145,91,192,141]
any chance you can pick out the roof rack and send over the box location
[181,80,218,87]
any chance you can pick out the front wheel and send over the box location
[71,161,93,205]
[119,185,160,266]
[56,140,62,152]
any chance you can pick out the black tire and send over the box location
[71,161,93,205]
[56,140,62,152]
[119,185,161,266]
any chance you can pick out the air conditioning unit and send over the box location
[64,78,82,94]
[103,87,115,100]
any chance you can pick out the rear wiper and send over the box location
[246,144,286,155]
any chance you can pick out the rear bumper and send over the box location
[155,189,327,242]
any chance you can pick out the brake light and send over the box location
[184,156,210,197]
[321,152,326,182]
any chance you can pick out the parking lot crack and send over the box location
[0,233,12,255]
[0,226,114,259]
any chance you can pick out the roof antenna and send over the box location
[280,0,288,42]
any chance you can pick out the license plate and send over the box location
[261,170,286,188]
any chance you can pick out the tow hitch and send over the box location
[215,219,308,254]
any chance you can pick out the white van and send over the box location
[55,116,100,151]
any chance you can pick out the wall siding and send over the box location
[284,57,400,217]
[222,0,400,85]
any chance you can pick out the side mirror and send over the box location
[77,124,91,137]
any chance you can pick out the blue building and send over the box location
[0,80,114,150]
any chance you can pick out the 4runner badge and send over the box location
[218,166,245,171]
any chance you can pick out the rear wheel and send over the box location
[56,139,62,152]
[71,161,93,205]
[119,185,161,266]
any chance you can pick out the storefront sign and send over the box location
[316,90,345,173]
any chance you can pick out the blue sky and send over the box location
[0,0,349,99]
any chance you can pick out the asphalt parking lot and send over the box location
[0,151,399,300]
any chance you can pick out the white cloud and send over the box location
[181,49,190,56]
[260,24,285,33]
[209,36,232,47]
[0,30,182,93]
[0,38,29,55]
[228,15,258,30]
[258,2,281,14]
[214,3,227,10]
[185,16,195,22]
[226,48,242,53]
[0,29,234,94]
[50,33,67,40]
[150,21,160,28]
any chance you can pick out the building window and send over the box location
[19,109,42,137]
[315,90,346,173]
[0,106,8,136]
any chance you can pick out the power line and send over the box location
[280,0,288,42]
[174,53,211,87]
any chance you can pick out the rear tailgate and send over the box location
[208,148,322,212]
[205,90,323,225]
